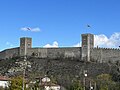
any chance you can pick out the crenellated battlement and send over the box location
[90,47,120,63]
[92,47,120,50]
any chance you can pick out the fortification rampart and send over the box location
[90,47,120,63]
[27,48,48,58]
[27,47,81,60]
[0,33,120,63]
[47,47,81,59]
[0,47,19,59]
[0,47,81,60]
[0,50,6,60]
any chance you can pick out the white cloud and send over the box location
[21,27,40,32]
[72,32,120,48]
[94,32,120,48]
[43,41,59,48]
[6,42,13,48]
[42,32,120,48]
[6,42,10,45]
[31,27,40,32]
[73,43,81,47]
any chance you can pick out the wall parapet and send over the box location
[92,47,120,51]
[0,47,20,59]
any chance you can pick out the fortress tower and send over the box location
[20,37,32,56]
[81,33,94,62]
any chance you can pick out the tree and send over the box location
[9,76,26,90]
[96,74,118,90]
[69,80,83,90]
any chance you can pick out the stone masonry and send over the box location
[0,33,120,63]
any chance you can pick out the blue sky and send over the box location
[0,0,120,51]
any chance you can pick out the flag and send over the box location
[27,27,31,30]
[87,24,91,28]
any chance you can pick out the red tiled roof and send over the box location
[0,76,9,81]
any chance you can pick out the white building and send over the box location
[0,76,9,88]
[40,76,60,90]
[44,84,60,90]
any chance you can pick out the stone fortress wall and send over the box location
[0,47,19,59]
[91,47,120,63]
[0,33,120,63]
[0,47,81,60]
[27,47,81,59]
[0,50,6,59]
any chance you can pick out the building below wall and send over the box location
[0,76,9,88]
